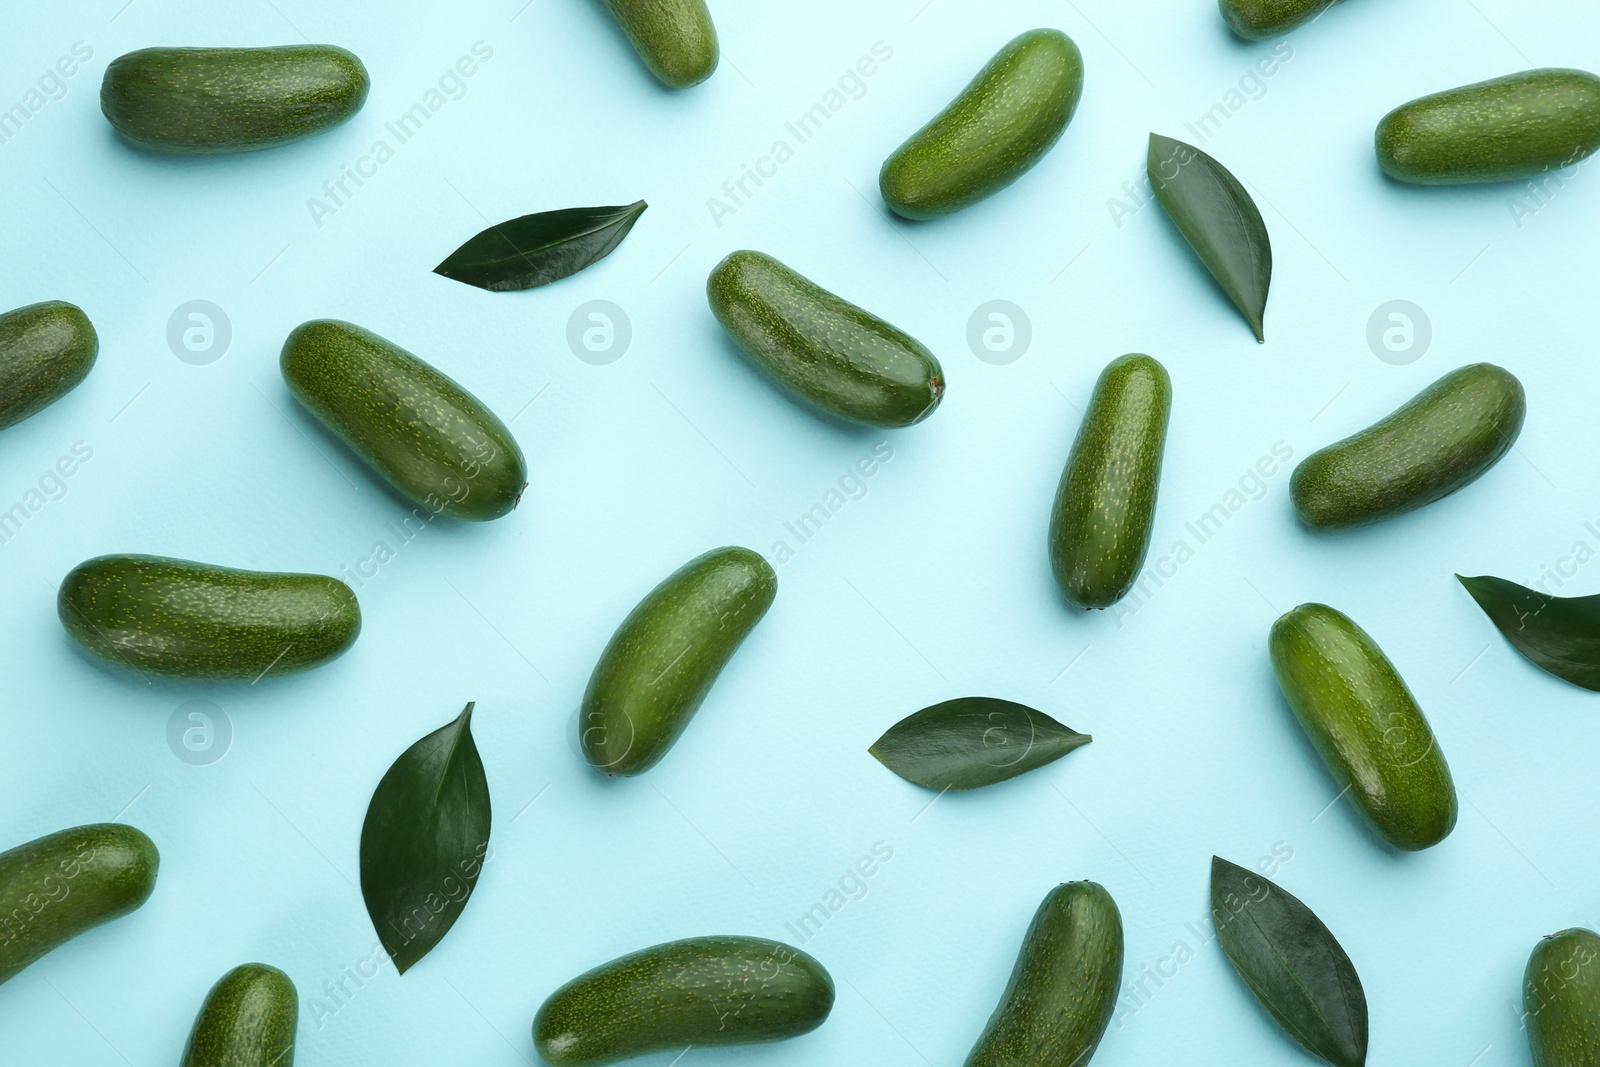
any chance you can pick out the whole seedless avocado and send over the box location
[1377,69,1600,184]
[534,936,833,1065]
[1292,363,1524,529]
[1048,354,1171,609]
[581,547,775,776]
[1270,603,1457,851]
[180,964,298,1067]
[599,0,719,89]
[0,823,159,986]
[280,320,527,521]
[0,301,97,431]
[1525,928,1600,1067]
[964,882,1123,1067]
[880,29,1083,219]
[101,46,369,153]
[708,251,944,428]
[58,555,361,680]
[1220,0,1335,40]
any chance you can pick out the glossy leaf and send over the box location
[1148,133,1272,342]
[360,703,491,974]
[1458,574,1600,691]
[433,200,647,291]
[868,697,1090,790]
[1211,856,1367,1067]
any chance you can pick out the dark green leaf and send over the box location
[1211,856,1367,1067]
[1458,574,1600,691]
[1148,133,1272,342]
[868,698,1090,790]
[360,703,491,974]
[433,200,647,291]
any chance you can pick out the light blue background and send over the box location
[2,0,1597,1063]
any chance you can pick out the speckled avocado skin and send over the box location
[58,554,361,681]
[280,319,527,521]
[880,29,1083,220]
[1048,354,1171,610]
[0,301,97,431]
[1220,0,1335,40]
[1526,928,1600,1067]
[1270,603,1457,851]
[963,882,1123,1067]
[1291,363,1524,530]
[707,250,944,428]
[0,823,158,986]
[180,963,298,1067]
[600,0,719,89]
[533,935,833,1066]
[101,46,369,154]
[581,547,775,776]
[1377,69,1600,184]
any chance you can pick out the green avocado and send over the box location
[963,882,1123,1067]
[58,554,361,681]
[880,29,1083,220]
[0,823,159,986]
[0,301,97,431]
[580,546,775,776]
[599,0,719,89]
[1269,603,1458,851]
[180,964,299,1067]
[1376,69,1600,184]
[1220,0,1336,40]
[1526,928,1600,1067]
[1048,354,1171,609]
[280,319,528,522]
[1291,363,1524,529]
[101,45,370,153]
[707,250,944,428]
[534,935,833,1065]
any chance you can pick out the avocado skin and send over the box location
[0,301,97,431]
[180,964,298,1067]
[1526,928,1600,1067]
[1377,69,1600,184]
[280,319,527,522]
[581,547,775,776]
[0,823,159,986]
[707,250,944,428]
[963,882,1123,1067]
[1270,603,1458,851]
[534,935,833,1066]
[1291,363,1524,530]
[1048,354,1171,610]
[1220,0,1334,40]
[101,45,369,154]
[880,29,1083,220]
[600,0,719,89]
[58,554,361,681]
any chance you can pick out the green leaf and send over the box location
[1211,856,1367,1067]
[868,698,1090,790]
[360,703,491,974]
[433,200,647,291]
[1458,574,1600,691]
[1148,133,1272,342]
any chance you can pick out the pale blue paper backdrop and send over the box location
[1,0,1597,1063]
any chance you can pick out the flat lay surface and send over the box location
[2,0,1598,1062]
